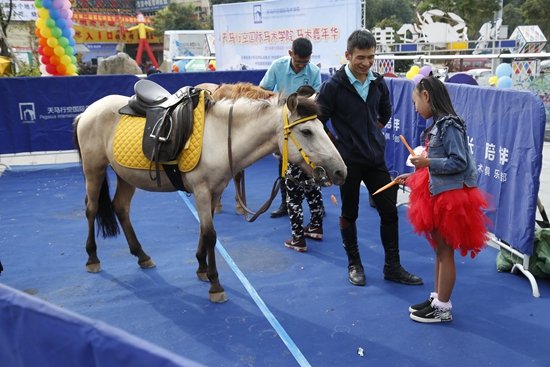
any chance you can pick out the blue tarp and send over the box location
[0,283,204,367]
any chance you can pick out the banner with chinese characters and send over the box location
[0,75,139,153]
[0,0,37,21]
[384,78,546,256]
[212,0,361,72]
[72,12,160,44]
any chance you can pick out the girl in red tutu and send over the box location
[395,76,490,323]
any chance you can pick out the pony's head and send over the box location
[279,93,346,186]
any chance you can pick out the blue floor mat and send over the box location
[1,157,549,366]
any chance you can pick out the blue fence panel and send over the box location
[383,78,546,256]
[0,75,139,154]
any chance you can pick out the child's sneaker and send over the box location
[410,304,452,323]
[408,297,433,313]
[284,237,307,252]
[303,225,323,240]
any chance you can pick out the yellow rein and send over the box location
[281,104,318,177]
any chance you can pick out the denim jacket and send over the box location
[422,115,478,196]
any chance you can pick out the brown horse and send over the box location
[73,82,346,302]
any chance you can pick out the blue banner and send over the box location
[0,75,139,154]
[383,79,546,256]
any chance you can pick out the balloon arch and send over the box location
[34,0,78,76]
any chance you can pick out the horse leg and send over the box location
[195,191,226,303]
[112,176,155,269]
[195,193,222,281]
[83,172,105,273]
[196,232,209,282]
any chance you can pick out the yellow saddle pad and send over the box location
[113,90,206,172]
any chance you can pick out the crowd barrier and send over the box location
[0,283,204,367]
[0,71,546,364]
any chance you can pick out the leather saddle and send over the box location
[119,79,201,189]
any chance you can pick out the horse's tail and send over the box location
[96,177,120,239]
[72,114,82,161]
[74,114,119,238]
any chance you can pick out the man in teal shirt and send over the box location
[260,38,322,97]
[260,37,324,252]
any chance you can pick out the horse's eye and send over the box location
[301,129,312,137]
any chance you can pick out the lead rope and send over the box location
[227,104,281,222]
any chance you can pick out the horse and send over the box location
[195,82,277,214]
[196,82,277,100]
[73,82,347,303]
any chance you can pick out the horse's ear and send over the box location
[296,85,316,98]
[286,93,298,113]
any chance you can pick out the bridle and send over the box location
[227,101,325,222]
[280,104,318,177]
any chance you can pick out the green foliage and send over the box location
[503,3,524,37]
[376,16,404,43]
[15,63,41,77]
[151,3,208,37]
[364,0,415,29]
[521,0,550,41]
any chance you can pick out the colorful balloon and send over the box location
[496,76,513,89]
[35,0,78,76]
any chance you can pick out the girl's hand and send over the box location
[394,173,411,185]
[410,155,430,168]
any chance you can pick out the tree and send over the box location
[364,0,415,29]
[503,3,524,37]
[151,3,207,37]
[0,0,12,57]
[521,0,550,41]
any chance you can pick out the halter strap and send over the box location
[281,104,318,177]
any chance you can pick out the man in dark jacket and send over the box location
[316,29,422,286]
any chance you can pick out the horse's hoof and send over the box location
[196,272,209,282]
[139,259,156,269]
[86,263,101,273]
[209,291,228,303]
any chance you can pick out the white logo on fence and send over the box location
[253,5,262,24]
[19,103,36,123]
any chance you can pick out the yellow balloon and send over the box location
[46,37,58,48]
[54,45,65,56]
[410,65,420,74]
[406,70,414,80]
[40,27,52,38]
[35,18,45,29]
[488,75,498,86]
[66,64,77,74]
[38,8,49,19]
[60,55,71,65]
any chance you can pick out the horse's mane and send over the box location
[212,82,276,100]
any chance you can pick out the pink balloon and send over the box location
[419,65,432,77]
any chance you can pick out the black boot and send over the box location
[340,217,366,286]
[381,222,423,285]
